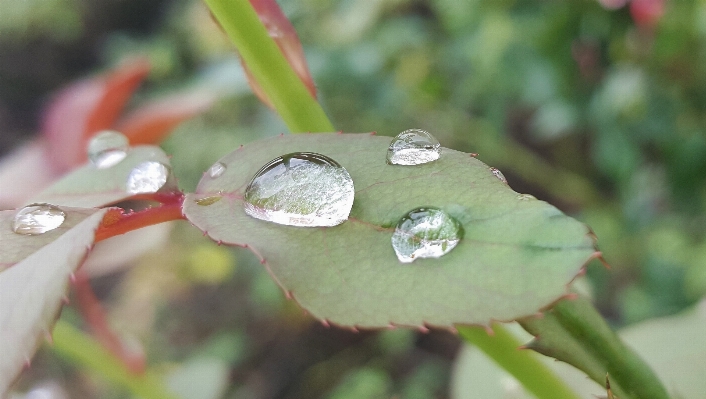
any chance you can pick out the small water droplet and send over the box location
[517,194,536,201]
[87,130,129,168]
[196,196,222,206]
[244,152,355,227]
[391,207,463,263]
[126,161,169,194]
[490,167,507,184]
[387,129,441,165]
[12,203,66,235]
[208,162,226,178]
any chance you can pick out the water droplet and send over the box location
[244,152,355,227]
[490,167,507,184]
[126,161,169,194]
[12,203,66,235]
[196,196,222,206]
[387,129,441,165]
[391,207,463,263]
[517,194,536,201]
[208,162,226,178]
[87,130,129,168]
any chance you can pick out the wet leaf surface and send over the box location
[183,133,596,328]
[31,146,173,208]
[0,208,109,393]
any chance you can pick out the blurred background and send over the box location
[1,0,705,397]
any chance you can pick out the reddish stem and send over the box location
[94,192,186,242]
[72,270,146,374]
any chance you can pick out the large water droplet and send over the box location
[208,162,226,178]
[244,152,355,227]
[387,129,441,165]
[490,167,507,184]
[12,203,66,235]
[126,161,169,194]
[87,130,129,168]
[391,207,463,263]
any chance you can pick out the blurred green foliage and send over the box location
[2,0,706,397]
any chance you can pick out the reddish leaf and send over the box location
[0,139,56,209]
[42,58,151,172]
[116,90,216,146]
[630,0,665,28]
[243,0,317,107]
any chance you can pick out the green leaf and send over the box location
[0,207,109,394]
[183,133,596,328]
[519,296,670,399]
[0,207,99,272]
[31,145,173,208]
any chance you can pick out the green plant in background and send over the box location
[1,0,706,398]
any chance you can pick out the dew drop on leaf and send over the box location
[195,196,222,206]
[87,130,129,169]
[208,162,227,179]
[12,203,66,235]
[126,161,169,194]
[516,194,536,201]
[391,207,463,263]
[490,167,508,184]
[386,129,441,165]
[243,152,354,227]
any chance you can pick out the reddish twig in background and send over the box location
[72,270,145,375]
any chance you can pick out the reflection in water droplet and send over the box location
[87,130,129,168]
[196,196,222,206]
[208,162,227,178]
[387,129,441,165]
[516,194,536,201]
[490,167,507,184]
[244,152,355,227]
[126,161,169,194]
[12,203,66,235]
[391,207,463,263]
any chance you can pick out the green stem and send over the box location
[549,298,669,399]
[204,0,335,133]
[51,320,178,399]
[457,323,582,399]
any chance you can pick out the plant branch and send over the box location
[457,323,583,399]
[204,0,335,133]
[51,320,178,399]
[519,296,670,399]
[95,194,185,242]
[72,270,145,375]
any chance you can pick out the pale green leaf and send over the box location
[0,207,108,394]
[183,133,596,328]
[31,146,173,208]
